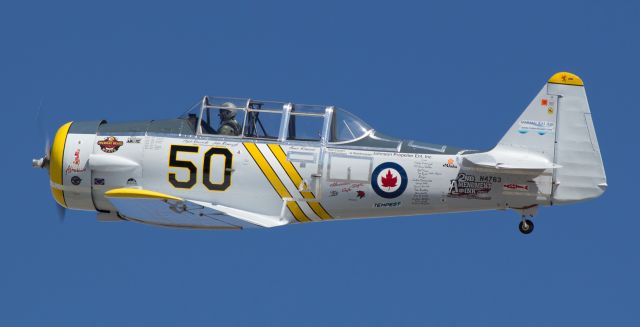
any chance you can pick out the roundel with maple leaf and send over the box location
[371,162,408,199]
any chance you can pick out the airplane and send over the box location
[32,72,607,234]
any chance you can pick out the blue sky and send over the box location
[1,0,638,326]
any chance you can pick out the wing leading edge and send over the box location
[104,188,288,229]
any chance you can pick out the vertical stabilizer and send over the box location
[492,72,607,204]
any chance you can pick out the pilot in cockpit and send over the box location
[218,102,241,136]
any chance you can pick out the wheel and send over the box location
[519,219,534,234]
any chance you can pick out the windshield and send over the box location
[330,108,372,143]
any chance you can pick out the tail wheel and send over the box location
[519,219,534,235]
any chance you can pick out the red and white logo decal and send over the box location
[371,162,408,199]
[503,183,529,191]
[97,136,124,153]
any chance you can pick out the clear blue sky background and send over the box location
[1,1,638,326]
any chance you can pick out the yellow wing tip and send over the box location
[105,188,182,201]
[548,72,584,86]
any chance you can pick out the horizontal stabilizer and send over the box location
[462,149,560,171]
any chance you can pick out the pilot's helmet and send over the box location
[219,102,237,120]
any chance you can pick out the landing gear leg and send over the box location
[519,216,534,234]
[513,205,538,235]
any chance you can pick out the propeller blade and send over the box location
[55,202,66,223]
[36,100,66,222]
[45,137,50,160]
[35,100,51,159]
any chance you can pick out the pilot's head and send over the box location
[219,102,237,121]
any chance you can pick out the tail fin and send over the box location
[465,72,607,204]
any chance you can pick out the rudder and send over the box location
[548,73,607,203]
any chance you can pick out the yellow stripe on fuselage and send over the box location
[49,122,73,208]
[243,143,311,222]
[267,144,332,220]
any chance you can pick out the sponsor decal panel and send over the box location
[94,178,105,185]
[374,201,401,208]
[328,182,365,201]
[443,158,458,169]
[73,149,80,165]
[65,148,87,174]
[518,120,555,135]
[448,173,500,200]
[346,190,367,202]
[127,136,142,144]
[371,162,408,199]
[97,136,124,153]
[411,159,433,206]
[65,165,86,174]
[503,183,529,191]
[541,98,555,115]
[71,176,82,185]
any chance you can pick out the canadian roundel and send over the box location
[371,162,408,199]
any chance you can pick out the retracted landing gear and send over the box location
[513,205,538,235]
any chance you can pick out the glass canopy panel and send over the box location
[288,114,324,141]
[178,98,376,143]
[247,99,287,112]
[244,111,282,139]
[201,97,246,136]
[292,104,327,115]
[287,104,327,142]
[243,99,287,139]
[330,108,373,143]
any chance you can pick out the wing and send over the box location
[104,188,288,229]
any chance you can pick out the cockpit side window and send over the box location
[287,113,325,142]
[243,110,281,139]
[241,100,289,139]
[200,99,245,137]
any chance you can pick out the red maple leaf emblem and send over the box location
[380,169,397,189]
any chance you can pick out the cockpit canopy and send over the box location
[176,96,460,154]
[179,96,372,144]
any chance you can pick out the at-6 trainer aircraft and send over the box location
[33,72,606,234]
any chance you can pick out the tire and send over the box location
[519,219,534,235]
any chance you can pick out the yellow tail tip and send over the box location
[548,72,584,86]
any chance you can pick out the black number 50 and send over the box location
[168,145,233,191]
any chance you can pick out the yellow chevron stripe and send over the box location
[243,143,311,222]
[267,144,332,220]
